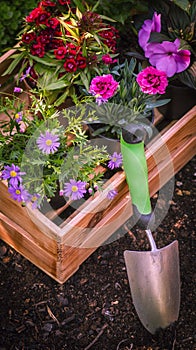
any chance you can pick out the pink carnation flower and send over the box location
[136,66,168,95]
[89,74,119,104]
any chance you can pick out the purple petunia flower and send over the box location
[15,111,23,123]
[64,179,87,200]
[146,39,191,77]
[89,74,119,105]
[138,12,161,52]
[107,189,118,200]
[8,184,30,202]
[108,152,123,170]
[36,131,60,154]
[1,164,25,186]
[14,87,23,93]
[136,66,168,95]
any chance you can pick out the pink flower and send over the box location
[102,54,117,65]
[138,12,161,52]
[89,74,119,104]
[146,39,191,77]
[136,66,168,94]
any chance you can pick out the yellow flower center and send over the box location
[15,113,20,119]
[10,170,17,177]
[112,157,117,162]
[32,196,37,202]
[45,139,52,146]
[71,185,78,192]
[16,190,21,195]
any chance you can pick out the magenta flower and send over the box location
[64,179,87,200]
[1,164,25,186]
[108,152,123,170]
[107,189,118,200]
[136,66,168,95]
[138,12,161,52]
[102,54,117,65]
[146,39,191,77]
[8,184,30,202]
[89,74,119,104]
[36,131,60,154]
[15,111,23,123]
[14,87,23,93]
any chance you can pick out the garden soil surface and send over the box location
[0,157,195,350]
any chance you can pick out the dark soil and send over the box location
[0,157,195,350]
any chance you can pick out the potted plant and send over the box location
[133,0,196,119]
[84,58,170,147]
[1,0,119,107]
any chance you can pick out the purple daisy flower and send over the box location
[20,66,31,82]
[36,131,60,154]
[64,179,87,200]
[107,189,118,200]
[30,193,41,209]
[108,152,123,170]
[1,164,25,186]
[15,111,23,123]
[8,184,30,202]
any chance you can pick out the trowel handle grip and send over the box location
[120,136,153,229]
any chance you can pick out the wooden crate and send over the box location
[0,51,196,283]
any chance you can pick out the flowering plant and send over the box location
[85,58,170,138]
[2,0,119,106]
[0,88,124,208]
[137,0,196,89]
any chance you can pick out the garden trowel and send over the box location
[120,124,180,334]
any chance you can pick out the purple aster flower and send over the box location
[146,39,191,77]
[136,66,168,95]
[89,74,119,103]
[36,131,60,154]
[15,111,23,123]
[64,179,87,200]
[1,164,25,186]
[107,189,118,200]
[14,87,23,93]
[30,193,41,209]
[138,12,161,52]
[108,152,123,170]
[8,184,30,202]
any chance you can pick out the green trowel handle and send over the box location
[120,135,153,228]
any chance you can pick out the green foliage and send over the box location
[86,0,149,24]
[0,0,37,55]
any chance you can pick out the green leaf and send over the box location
[2,51,26,76]
[28,54,58,67]
[45,81,70,91]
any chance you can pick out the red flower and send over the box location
[58,0,71,5]
[51,39,64,49]
[37,30,51,45]
[39,0,56,7]
[54,46,67,59]
[22,32,36,44]
[30,43,45,57]
[63,58,78,72]
[46,17,59,29]
[76,55,87,69]
[36,11,51,25]
[67,43,81,56]
[26,7,42,23]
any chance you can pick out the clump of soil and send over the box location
[0,157,195,350]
